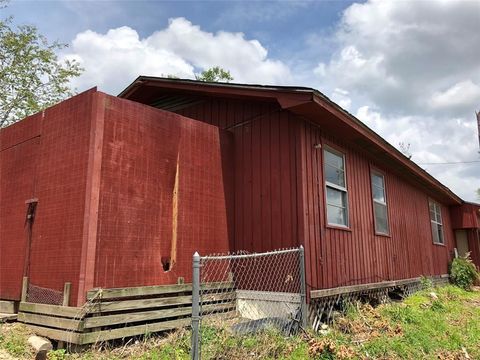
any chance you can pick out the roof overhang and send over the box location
[119,77,463,205]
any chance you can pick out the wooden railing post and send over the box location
[63,282,71,307]
[21,277,29,302]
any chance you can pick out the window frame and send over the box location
[323,145,350,229]
[370,169,390,236]
[429,199,445,246]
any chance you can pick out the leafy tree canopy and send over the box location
[195,66,233,83]
[0,13,82,128]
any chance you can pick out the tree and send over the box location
[0,15,82,128]
[195,66,233,83]
[477,188,480,201]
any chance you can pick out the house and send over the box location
[451,202,480,266]
[0,89,233,307]
[1,77,478,310]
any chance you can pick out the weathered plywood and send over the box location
[80,318,192,344]
[87,291,235,314]
[19,302,84,318]
[309,277,427,299]
[83,302,235,329]
[0,300,15,314]
[18,312,83,331]
[86,282,234,301]
[26,324,81,344]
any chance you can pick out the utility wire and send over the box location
[417,160,480,165]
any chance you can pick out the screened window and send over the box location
[429,200,444,245]
[371,172,389,234]
[324,148,348,227]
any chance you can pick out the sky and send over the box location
[4,0,480,201]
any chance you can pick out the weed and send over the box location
[450,253,480,290]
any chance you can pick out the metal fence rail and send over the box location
[191,246,306,360]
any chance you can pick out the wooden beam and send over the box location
[26,324,81,344]
[63,282,71,307]
[19,302,84,319]
[80,318,191,344]
[18,312,83,331]
[86,282,233,301]
[21,277,28,302]
[310,277,422,299]
[0,300,15,314]
[87,291,235,314]
[83,302,235,329]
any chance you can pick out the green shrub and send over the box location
[449,253,479,290]
[420,276,433,289]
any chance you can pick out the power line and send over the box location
[418,160,480,165]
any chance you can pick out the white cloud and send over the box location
[313,0,480,201]
[429,80,480,111]
[318,0,480,118]
[63,18,292,94]
[331,88,351,110]
[356,106,479,201]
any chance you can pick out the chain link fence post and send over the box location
[191,252,200,360]
[299,245,307,329]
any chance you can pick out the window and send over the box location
[371,172,389,234]
[429,200,444,245]
[324,147,348,227]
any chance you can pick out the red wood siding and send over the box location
[451,203,480,229]
[93,96,233,291]
[0,114,42,300]
[0,90,95,303]
[467,229,480,268]
[175,98,300,253]
[297,121,455,290]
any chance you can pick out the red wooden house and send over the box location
[1,77,478,308]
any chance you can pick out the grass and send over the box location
[1,285,479,359]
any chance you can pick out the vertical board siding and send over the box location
[0,113,42,299]
[300,121,455,291]
[176,98,300,253]
[94,96,233,290]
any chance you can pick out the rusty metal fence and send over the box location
[191,247,306,360]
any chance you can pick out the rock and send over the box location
[27,336,52,360]
[429,292,438,300]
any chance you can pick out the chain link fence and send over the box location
[191,247,306,359]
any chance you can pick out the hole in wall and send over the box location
[161,256,171,272]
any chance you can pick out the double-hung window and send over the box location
[429,200,444,245]
[371,172,389,234]
[324,147,348,227]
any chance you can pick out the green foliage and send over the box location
[3,286,480,359]
[450,253,479,290]
[420,275,433,289]
[0,14,82,127]
[0,324,28,356]
[48,349,67,360]
[195,66,233,83]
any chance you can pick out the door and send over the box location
[455,230,469,258]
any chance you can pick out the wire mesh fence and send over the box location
[27,283,64,305]
[191,247,306,360]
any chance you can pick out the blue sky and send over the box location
[5,0,480,201]
[7,1,351,58]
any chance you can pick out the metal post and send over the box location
[191,252,201,360]
[299,246,308,328]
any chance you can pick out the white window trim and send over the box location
[371,171,389,235]
[324,147,349,227]
[429,200,444,245]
